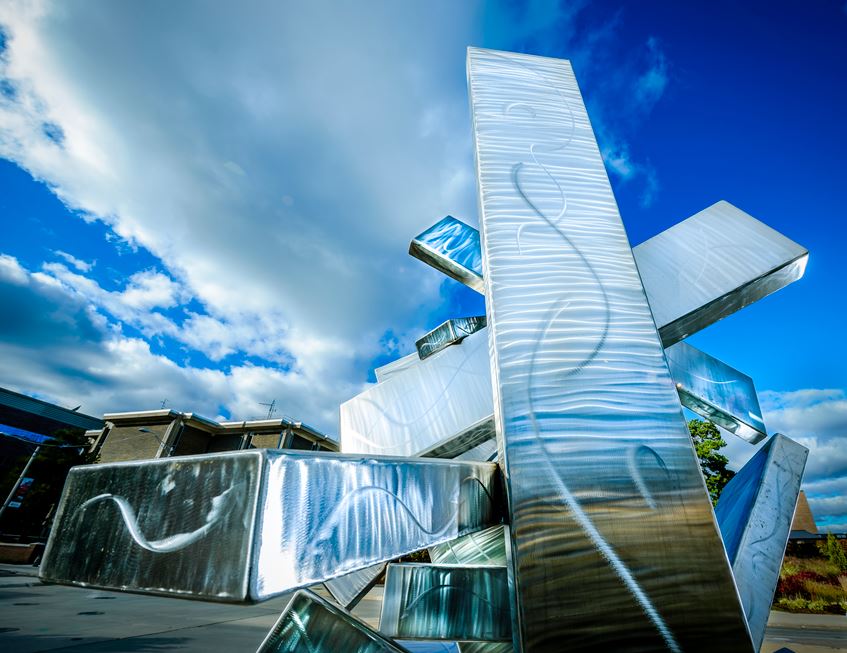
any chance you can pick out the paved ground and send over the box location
[2,564,846,652]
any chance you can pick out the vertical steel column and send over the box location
[468,47,752,652]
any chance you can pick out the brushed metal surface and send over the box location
[324,563,386,610]
[375,352,420,383]
[428,525,507,566]
[254,450,500,600]
[468,47,751,652]
[41,450,499,603]
[410,216,484,293]
[340,328,493,458]
[380,564,511,642]
[408,204,806,350]
[637,201,808,346]
[257,589,409,653]
[39,451,262,601]
[666,341,767,443]
[715,434,808,651]
[416,317,487,360]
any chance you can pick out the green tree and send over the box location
[687,419,735,505]
[819,532,847,572]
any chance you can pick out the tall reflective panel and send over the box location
[666,341,767,443]
[468,47,751,652]
[716,434,808,651]
[257,590,409,653]
[380,564,511,642]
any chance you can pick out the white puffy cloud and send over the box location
[53,249,93,272]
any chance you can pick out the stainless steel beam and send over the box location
[666,341,767,443]
[468,47,751,652]
[416,316,486,360]
[40,450,499,602]
[409,216,484,293]
[380,564,511,642]
[715,434,808,651]
[343,326,764,458]
[257,589,410,653]
[428,525,507,566]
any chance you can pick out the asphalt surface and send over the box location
[2,564,846,652]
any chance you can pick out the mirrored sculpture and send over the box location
[40,46,810,653]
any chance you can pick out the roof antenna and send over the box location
[259,400,277,420]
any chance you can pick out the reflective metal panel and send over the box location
[666,341,767,444]
[468,47,751,652]
[416,317,487,360]
[340,328,494,458]
[39,451,262,601]
[254,450,499,600]
[410,216,484,293]
[375,353,420,383]
[637,201,808,346]
[429,525,507,566]
[41,450,499,603]
[324,562,386,610]
[715,434,808,651]
[257,589,409,653]
[380,564,511,642]
[409,204,806,348]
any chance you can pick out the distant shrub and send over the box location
[778,571,828,597]
[803,579,847,603]
[819,533,847,572]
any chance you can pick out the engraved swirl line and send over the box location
[488,50,681,653]
[73,485,238,554]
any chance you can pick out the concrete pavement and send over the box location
[2,564,845,652]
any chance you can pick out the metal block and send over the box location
[715,434,808,651]
[636,201,808,346]
[40,450,499,602]
[340,328,494,458]
[324,563,386,610]
[410,216,484,293]
[408,205,806,348]
[416,316,487,360]
[666,341,767,443]
[380,564,511,642]
[468,47,751,652]
[257,589,409,653]
[429,525,507,566]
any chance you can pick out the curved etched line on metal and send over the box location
[493,49,681,653]
[399,582,510,622]
[627,445,670,511]
[74,486,237,554]
[306,485,462,561]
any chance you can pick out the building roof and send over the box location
[0,386,104,435]
[791,490,818,535]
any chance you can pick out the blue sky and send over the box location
[0,1,844,528]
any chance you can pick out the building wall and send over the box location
[207,433,245,453]
[99,424,169,463]
[249,432,284,449]
[172,424,213,456]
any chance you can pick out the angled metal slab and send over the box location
[375,352,421,383]
[257,589,410,653]
[468,47,751,652]
[409,204,806,348]
[324,562,386,610]
[416,316,486,360]
[666,341,767,443]
[715,434,808,651]
[40,450,499,602]
[410,216,484,293]
[380,564,511,642]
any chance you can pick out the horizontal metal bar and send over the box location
[416,316,486,361]
[324,562,386,610]
[40,450,500,602]
[715,434,808,651]
[428,525,507,566]
[380,564,511,642]
[409,216,484,293]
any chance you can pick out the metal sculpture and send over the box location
[40,48,809,653]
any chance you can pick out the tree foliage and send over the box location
[819,533,847,572]
[687,418,735,505]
